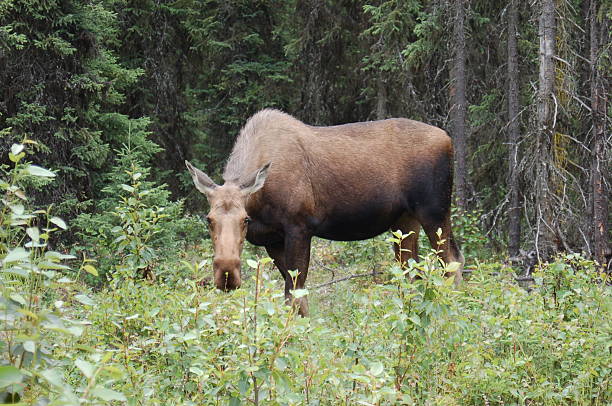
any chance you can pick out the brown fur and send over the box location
[187,109,464,316]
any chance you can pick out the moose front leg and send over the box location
[283,230,312,317]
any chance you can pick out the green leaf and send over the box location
[26,227,40,242]
[25,164,55,178]
[9,293,27,305]
[263,302,275,316]
[75,359,95,379]
[39,261,71,270]
[40,368,64,388]
[259,257,273,265]
[0,366,23,389]
[23,341,35,353]
[9,204,24,215]
[9,151,26,163]
[246,259,258,269]
[291,289,309,299]
[274,357,288,371]
[50,217,67,230]
[74,295,95,306]
[369,361,384,376]
[11,144,24,156]
[3,248,29,263]
[83,264,98,276]
[408,314,421,326]
[91,386,127,401]
[45,251,76,260]
[445,261,461,275]
[189,367,204,376]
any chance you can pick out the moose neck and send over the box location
[223,109,302,184]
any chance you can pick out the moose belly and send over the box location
[313,201,403,241]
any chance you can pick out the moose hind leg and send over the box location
[420,213,464,284]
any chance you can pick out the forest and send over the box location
[1,0,610,404]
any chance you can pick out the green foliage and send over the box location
[451,207,488,261]
[0,143,125,404]
[74,141,199,283]
[5,226,603,404]
[0,0,147,218]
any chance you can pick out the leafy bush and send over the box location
[0,142,126,404]
[74,144,204,283]
[451,207,488,261]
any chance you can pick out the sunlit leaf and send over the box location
[40,368,64,388]
[50,216,67,230]
[369,361,384,376]
[74,295,95,306]
[83,264,98,276]
[189,367,204,376]
[23,341,35,353]
[446,261,461,275]
[91,386,126,401]
[25,164,56,177]
[408,314,421,326]
[26,227,40,242]
[291,289,309,299]
[3,248,29,263]
[9,151,25,163]
[8,292,26,306]
[39,261,70,270]
[263,302,275,316]
[75,359,95,379]
[259,257,273,265]
[9,204,24,215]
[45,251,76,260]
[11,144,24,156]
[0,366,23,389]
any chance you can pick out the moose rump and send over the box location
[187,109,464,316]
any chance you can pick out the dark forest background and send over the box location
[1,0,610,266]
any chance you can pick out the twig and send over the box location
[311,270,378,290]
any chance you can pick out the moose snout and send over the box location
[213,258,242,291]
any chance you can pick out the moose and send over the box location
[186,109,464,316]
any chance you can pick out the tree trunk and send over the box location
[376,76,387,120]
[298,0,324,124]
[507,0,521,257]
[534,0,556,261]
[589,0,610,270]
[451,0,469,209]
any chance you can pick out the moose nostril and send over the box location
[215,273,241,290]
[213,258,241,291]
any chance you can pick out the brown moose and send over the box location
[186,109,464,316]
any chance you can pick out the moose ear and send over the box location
[240,162,271,195]
[185,160,218,195]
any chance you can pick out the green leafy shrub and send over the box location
[0,142,126,404]
[74,143,204,283]
[451,207,488,261]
